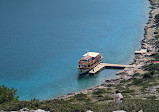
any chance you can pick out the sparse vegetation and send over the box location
[133,73,141,77]
[92,89,106,95]
[1,99,159,112]
[122,88,135,93]
[147,96,157,100]
[153,53,159,59]
[144,63,159,71]
[155,35,159,40]
[73,93,91,103]
[155,14,159,25]
[132,78,143,85]
[143,71,153,78]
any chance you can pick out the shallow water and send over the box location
[0,0,149,100]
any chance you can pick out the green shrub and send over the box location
[132,78,143,85]
[155,35,159,40]
[0,85,19,104]
[107,84,114,87]
[92,89,106,95]
[144,63,159,71]
[74,93,90,102]
[155,14,159,24]
[153,53,159,59]
[123,89,135,93]
[107,88,112,91]
[147,96,157,100]
[29,98,40,109]
[143,72,154,78]
[74,93,87,98]
[133,73,140,77]
[116,85,125,91]
[120,80,127,83]
[98,95,113,101]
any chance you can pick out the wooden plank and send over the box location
[89,63,105,75]
[89,63,135,75]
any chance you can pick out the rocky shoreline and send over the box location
[58,0,159,99]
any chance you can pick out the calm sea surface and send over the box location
[0,0,149,100]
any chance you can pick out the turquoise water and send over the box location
[0,0,149,100]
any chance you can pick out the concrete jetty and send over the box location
[89,63,135,75]
[135,49,147,54]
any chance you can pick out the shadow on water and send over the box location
[105,67,124,70]
[78,73,98,80]
[77,67,124,80]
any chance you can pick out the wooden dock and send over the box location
[89,63,135,75]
